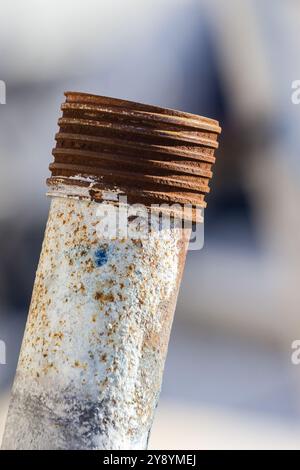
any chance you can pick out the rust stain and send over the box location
[47,92,221,222]
[94,291,114,302]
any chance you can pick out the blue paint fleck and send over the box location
[94,248,108,267]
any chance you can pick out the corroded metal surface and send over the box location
[2,93,221,449]
[2,197,190,450]
[48,92,221,220]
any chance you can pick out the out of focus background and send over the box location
[1,0,300,449]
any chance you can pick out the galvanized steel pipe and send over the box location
[2,93,221,450]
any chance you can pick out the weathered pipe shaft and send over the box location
[2,197,189,449]
[2,92,221,449]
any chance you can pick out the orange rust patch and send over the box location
[85,258,95,272]
[53,332,64,340]
[94,291,114,302]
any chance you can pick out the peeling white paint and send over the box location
[46,180,123,203]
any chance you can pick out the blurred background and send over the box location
[1,0,300,449]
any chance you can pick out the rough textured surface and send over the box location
[47,92,221,221]
[2,197,190,450]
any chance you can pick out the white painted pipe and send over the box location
[2,92,220,449]
[2,196,190,449]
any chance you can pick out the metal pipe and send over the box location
[2,93,221,449]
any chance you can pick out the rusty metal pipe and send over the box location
[2,93,221,450]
